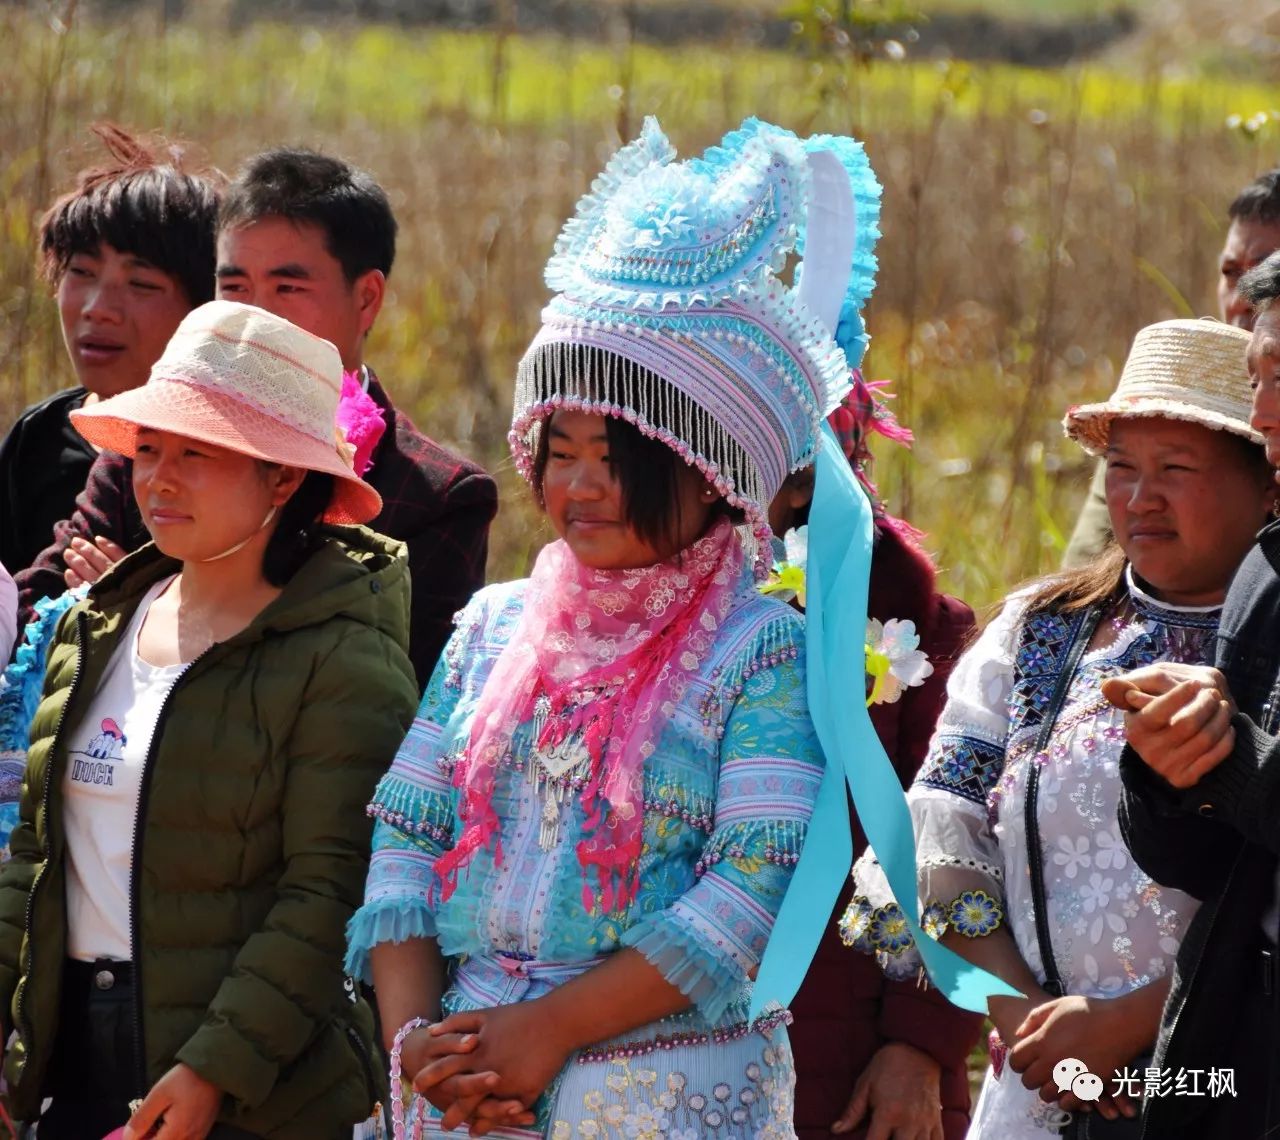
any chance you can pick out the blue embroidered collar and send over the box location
[1125,566,1221,631]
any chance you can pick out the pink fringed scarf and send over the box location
[434,518,744,913]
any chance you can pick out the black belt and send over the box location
[65,958,133,993]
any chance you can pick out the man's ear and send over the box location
[354,269,386,337]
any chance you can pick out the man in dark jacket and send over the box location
[17,148,497,689]
[1110,252,1280,1138]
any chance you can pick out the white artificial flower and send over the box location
[865,617,935,704]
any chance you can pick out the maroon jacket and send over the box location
[790,523,983,1140]
[15,373,496,690]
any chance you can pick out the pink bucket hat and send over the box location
[71,300,382,525]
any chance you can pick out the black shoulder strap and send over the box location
[1025,607,1106,997]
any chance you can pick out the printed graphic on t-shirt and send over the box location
[69,717,127,787]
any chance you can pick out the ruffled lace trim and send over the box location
[621,911,748,1024]
[0,589,82,753]
[343,897,438,984]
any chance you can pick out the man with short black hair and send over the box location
[1109,249,1280,1138]
[0,124,220,576]
[18,148,497,688]
[1219,168,1280,329]
[214,147,397,372]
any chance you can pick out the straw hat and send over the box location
[1064,318,1260,456]
[71,301,382,524]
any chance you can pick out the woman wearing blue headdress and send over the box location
[344,118,903,1138]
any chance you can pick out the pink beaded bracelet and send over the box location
[390,1016,433,1140]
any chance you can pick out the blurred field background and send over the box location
[4,0,1280,605]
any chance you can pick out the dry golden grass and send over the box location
[4,4,1280,604]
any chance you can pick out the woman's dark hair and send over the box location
[530,414,743,553]
[39,123,221,306]
[1018,543,1128,618]
[262,470,336,587]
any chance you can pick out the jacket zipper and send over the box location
[15,611,88,1062]
[127,643,215,1099]
[345,1021,380,1113]
[1149,855,1233,1139]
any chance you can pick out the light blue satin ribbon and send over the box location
[750,425,1021,1019]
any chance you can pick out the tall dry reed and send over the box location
[2,4,1276,604]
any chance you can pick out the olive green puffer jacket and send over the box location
[0,526,419,1136]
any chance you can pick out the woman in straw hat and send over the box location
[846,318,1277,1139]
[0,300,419,1138]
[343,116,916,1139]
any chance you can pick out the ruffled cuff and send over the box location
[344,896,438,983]
[0,588,81,752]
[621,910,748,1024]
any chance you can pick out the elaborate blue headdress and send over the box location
[511,116,881,569]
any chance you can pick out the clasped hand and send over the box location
[1007,995,1141,1122]
[1101,663,1237,789]
[402,1002,570,1135]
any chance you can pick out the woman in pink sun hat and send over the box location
[0,300,418,1138]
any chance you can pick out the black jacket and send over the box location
[0,387,95,578]
[1119,520,1280,1138]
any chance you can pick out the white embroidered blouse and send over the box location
[849,569,1217,1135]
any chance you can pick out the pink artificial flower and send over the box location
[336,370,387,477]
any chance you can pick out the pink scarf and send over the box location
[434,518,745,913]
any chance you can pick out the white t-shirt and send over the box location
[63,577,183,962]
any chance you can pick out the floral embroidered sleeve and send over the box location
[343,593,492,982]
[844,601,1021,974]
[621,651,824,1024]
